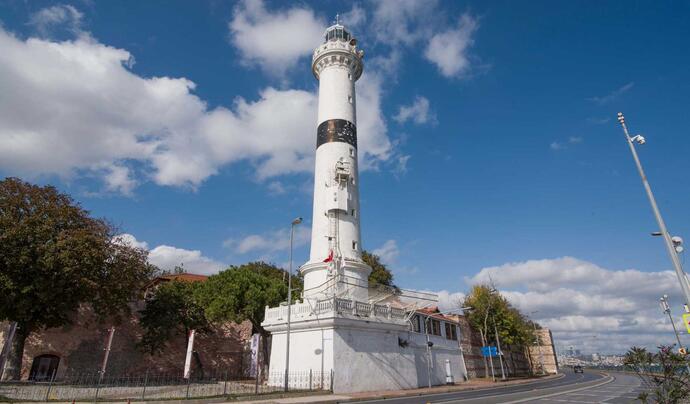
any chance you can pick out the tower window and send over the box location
[347,95,353,104]
[351,209,356,217]
[352,241,358,250]
[348,72,352,80]
[349,148,354,157]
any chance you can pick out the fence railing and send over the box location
[0,369,332,402]
[264,297,407,322]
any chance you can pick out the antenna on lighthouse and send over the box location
[335,13,340,25]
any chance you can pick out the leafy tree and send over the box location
[462,284,536,377]
[0,178,154,379]
[139,280,211,355]
[624,345,690,403]
[362,251,395,288]
[196,263,289,368]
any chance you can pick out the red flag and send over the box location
[323,250,333,263]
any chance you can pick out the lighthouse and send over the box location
[261,21,469,394]
[300,21,371,302]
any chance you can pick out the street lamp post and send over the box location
[660,295,690,373]
[660,295,685,350]
[492,315,507,380]
[284,217,302,392]
[617,113,690,308]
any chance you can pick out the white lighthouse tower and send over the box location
[300,21,371,302]
[261,21,468,394]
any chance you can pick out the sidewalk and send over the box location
[233,374,562,404]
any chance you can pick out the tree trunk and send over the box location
[3,325,29,381]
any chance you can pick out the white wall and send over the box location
[266,317,467,393]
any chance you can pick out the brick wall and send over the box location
[1,302,252,380]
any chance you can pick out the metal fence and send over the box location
[0,369,332,402]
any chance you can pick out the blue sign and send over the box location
[481,346,498,357]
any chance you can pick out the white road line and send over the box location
[500,375,615,404]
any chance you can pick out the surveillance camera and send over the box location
[672,236,683,246]
[637,136,645,144]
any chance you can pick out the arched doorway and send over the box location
[28,354,60,381]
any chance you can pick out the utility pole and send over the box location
[284,217,302,392]
[99,327,115,382]
[492,315,506,381]
[618,113,690,307]
[660,295,690,373]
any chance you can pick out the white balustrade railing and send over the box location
[264,297,408,323]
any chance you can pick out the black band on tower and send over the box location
[317,119,357,149]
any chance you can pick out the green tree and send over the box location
[0,178,154,379]
[139,280,211,355]
[362,251,395,288]
[196,263,290,367]
[624,345,690,403]
[462,284,536,377]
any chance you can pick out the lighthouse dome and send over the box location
[324,24,352,44]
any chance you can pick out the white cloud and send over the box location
[550,141,564,151]
[371,0,439,46]
[115,233,224,275]
[228,0,324,77]
[372,239,399,264]
[424,14,478,78]
[394,96,436,125]
[29,4,84,37]
[224,226,311,255]
[0,24,394,193]
[587,82,634,105]
[148,245,224,275]
[465,256,686,353]
[341,4,367,30]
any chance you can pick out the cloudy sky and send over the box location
[2,0,690,354]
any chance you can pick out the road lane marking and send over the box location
[500,374,615,404]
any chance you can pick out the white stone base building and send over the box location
[263,298,468,393]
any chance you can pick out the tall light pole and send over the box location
[660,295,690,373]
[660,295,685,350]
[492,315,507,380]
[284,217,302,392]
[617,112,690,308]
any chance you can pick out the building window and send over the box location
[29,354,60,381]
[412,315,422,333]
[348,95,353,104]
[445,323,458,340]
[348,72,352,80]
[351,209,356,217]
[429,319,441,336]
[349,148,354,157]
[352,240,358,250]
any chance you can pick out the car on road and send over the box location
[573,365,584,373]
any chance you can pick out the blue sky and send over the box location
[1,0,690,353]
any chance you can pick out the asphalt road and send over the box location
[353,371,645,404]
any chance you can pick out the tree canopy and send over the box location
[362,250,395,288]
[462,284,536,376]
[0,177,154,379]
[196,262,288,336]
[138,280,211,355]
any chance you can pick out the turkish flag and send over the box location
[323,250,334,263]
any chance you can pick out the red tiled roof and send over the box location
[157,273,208,282]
